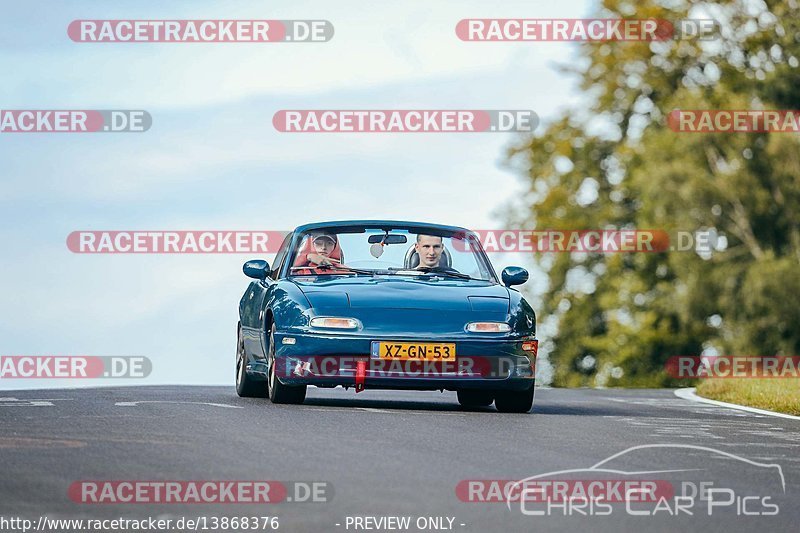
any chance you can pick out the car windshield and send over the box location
[287,227,496,282]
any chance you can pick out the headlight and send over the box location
[309,317,361,329]
[466,322,511,333]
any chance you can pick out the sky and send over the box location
[0,0,594,389]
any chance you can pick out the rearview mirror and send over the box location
[501,266,528,287]
[368,233,408,245]
[243,259,270,280]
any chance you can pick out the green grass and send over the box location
[695,379,800,416]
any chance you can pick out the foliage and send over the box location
[506,0,800,386]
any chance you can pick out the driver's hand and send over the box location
[317,256,341,266]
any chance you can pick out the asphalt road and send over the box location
[0,386,798,533]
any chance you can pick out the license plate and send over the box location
[371,341,456,361]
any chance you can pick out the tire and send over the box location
[267,324,307,404]
[494,386,535,413]
[457,390,494,408]
[236,325,268,398]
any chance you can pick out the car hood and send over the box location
[291,276,509,312]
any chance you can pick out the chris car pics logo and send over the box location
[500,445,784,517]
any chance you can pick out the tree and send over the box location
[505,0,800,386]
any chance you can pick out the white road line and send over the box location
[675,387,800,421]
[114,401,243,409]
[0,398,73,406]
[0,398,73,401]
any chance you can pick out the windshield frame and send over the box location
[282,224,499,283]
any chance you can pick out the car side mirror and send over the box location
[502,266,528,287]
[243,259,270,280]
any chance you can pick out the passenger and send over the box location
[414,234,444,269]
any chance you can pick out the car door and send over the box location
[241,279,268,360]
[242,232,293,360]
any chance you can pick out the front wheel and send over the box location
[494,387,534,413]
[267,324,307,405]
[236,325,267,398]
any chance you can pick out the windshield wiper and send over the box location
[316,264,375,275]
[289,265,374,276]
[412,267,482,281]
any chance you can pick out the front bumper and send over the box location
[249,331,536,392]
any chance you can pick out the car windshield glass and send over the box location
[286,227,495,282]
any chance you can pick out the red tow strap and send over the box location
[355,360,366,393]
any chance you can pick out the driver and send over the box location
[296,233,343,267]
[415,234,445,269]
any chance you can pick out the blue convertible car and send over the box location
[236,221,538,413]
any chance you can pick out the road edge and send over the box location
[675,387,800,421]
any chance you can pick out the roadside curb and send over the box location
[675,387,800,421]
